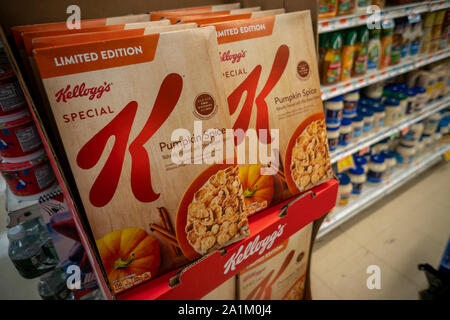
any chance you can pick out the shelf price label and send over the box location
[337,154,355,173]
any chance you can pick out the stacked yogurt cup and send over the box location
[0,44,55,200]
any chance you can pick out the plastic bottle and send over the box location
[22,217,59,263]
[421,12,436,54]
[379,22,394,69]
[430,10,445,53]
[367,28,381,71]
[352,115,364,141]
[38,267,75,300]
[348,166,366,195]
[391,19,404,66]
[327,127,340,151]
[341,30,357,82]
[318,0,338,20]
[355,0,370,13]
[337,0,355,16]
[409,21,423,57]
[337,173,352,206]
[343,90,359,118]
[8,224,58,279]
[367,154,386,184]
[324,95,344,124]
[339,117,353,146]
[322,32,343,85]
[352,27,369,77]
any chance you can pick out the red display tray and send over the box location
[118,179,338,300]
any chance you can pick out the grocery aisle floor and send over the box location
[311,160,450,300]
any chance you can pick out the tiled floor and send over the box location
[310,160,450,300]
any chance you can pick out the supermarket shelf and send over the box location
[317,142,450,239]
[318,0,448,33]
[330,95,450,163]
[5,183,60,228]
[321,47,450,100]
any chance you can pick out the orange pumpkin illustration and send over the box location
[96,228,160,283]
[239,164,274,212]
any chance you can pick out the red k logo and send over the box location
[76,73,183,207]
[227,45,289,144]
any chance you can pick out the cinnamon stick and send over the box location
[150,223,178,242]
[158,207,182,256]
[150,224,180,248]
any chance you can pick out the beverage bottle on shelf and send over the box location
[379,21,394,69]
[38,267,74,300]
[341,29,357,82]
[391,19,404,66]
[352,27,369,77]
[409,21,423,57]
[367,28,381,71]
[322,32,343,85]
[22,217,59,264]
[7,224,58,279]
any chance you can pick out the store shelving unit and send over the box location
[330,95,450,163]
[321,48,450,100]
[318,142,450,239]
[318,0,449,34]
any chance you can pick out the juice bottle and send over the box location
[391,20,404,66]
[379,23,394,69]
[421,12,436,54]
[318,0,338,20]
[337,0,356,16]
[352,27,369,77]
[341,29,357,81]
[322,32,343,85]
[367,28,381,71]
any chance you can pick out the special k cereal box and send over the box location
[237,223,312,300]
[34,27,249,294]
[205,11,332,215]
[201,276,237,300]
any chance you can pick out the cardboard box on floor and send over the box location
[0,0,322,299]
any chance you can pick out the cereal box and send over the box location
[34,27,249,294]
[204,11,333,214]
[237,223,312,300]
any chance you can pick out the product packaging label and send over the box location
[238,223,312,300]
[34,27,250,294]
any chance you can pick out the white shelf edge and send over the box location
[321,48,450,100]
[317,143,450,239]
[330,96,450,163]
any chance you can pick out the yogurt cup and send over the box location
[0,109,43,162]
[0,72,27,116]
[367,154,386,184]
[349,166,366,195]
[0,153,56,200]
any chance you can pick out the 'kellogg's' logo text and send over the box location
[223,223,286,275]
[55,82,111,103]
[219,50,247,64]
